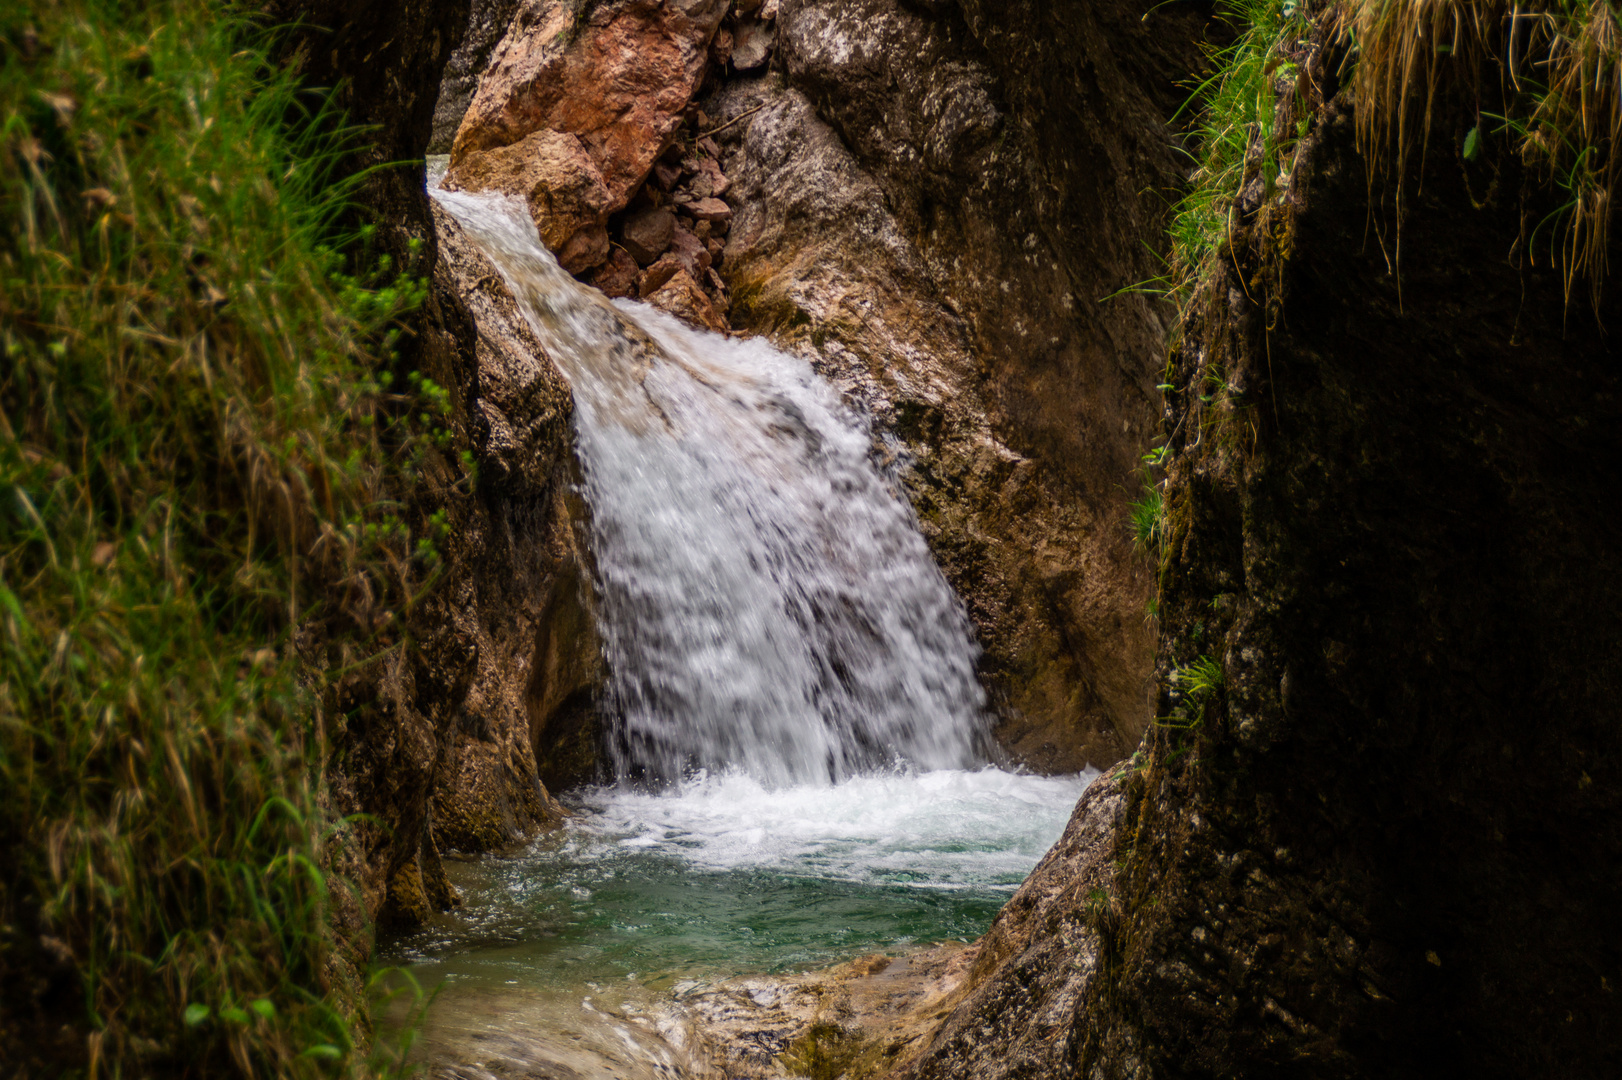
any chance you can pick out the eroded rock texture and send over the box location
[445,0,728,270]
[917,35,1622,1080]
[271,0,592,964]
[707,0,1210,768]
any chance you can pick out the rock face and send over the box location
[706,0,1209,768]
[444,0,727,271]
[270,0,595,958]
[899,770,1127,1080]
[431,0,524,152]
[912,28,1622,1080]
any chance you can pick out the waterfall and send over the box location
[429,178,989,787]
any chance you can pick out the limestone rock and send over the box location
[443,128,612,272]
[448,0,727,263]
[621,205,676,265]
[731,16,773,70]
[430,0,525,152]
[645,268,728,332]
[705,0,1208,768]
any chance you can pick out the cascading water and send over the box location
[430,177,988,786]
[393,169,1096,1078]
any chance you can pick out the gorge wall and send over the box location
[271,0,598,961]
[895,22,1622,1080]
[436,0,1213,771]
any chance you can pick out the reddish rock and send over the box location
[585,247,640,299]
[652,160,683,191]
[442,128,611,273]
[705,236,726,266]
[668,222,712,277]
[687,196,732,228]
[640,255,683,297]
[622,206,676,266]
[689,155,730,199]
[448,0,727,263]
[645,268,728,333]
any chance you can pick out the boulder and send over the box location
[621,205,676,266]
[644,268,728,332]
[447,0,727,266]
[442,128,612,273]
[668,221,712,276]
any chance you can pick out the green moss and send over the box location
[778,1023,868,1080]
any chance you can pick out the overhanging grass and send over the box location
[1,2,432,1076]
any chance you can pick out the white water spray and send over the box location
[429,177,990,786]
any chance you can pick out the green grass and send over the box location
[1167,0,1308,297]
[1,3,435,1076]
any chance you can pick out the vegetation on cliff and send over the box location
[0,3,441,1075]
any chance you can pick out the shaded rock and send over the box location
[584,246,641,299]
[688,154,731,199]
[443,128,612,272]
[668,221,712,276]
[652,159,683,190]
[731,16,773,70]
[430,0,524,152]
[638,254,683,297]
[449,0,727,227]
[422,203,602,853]
[644,268,728,332]
[621,205,677,266]
[711,26,734,65]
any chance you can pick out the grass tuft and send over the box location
[1,2,438,1075]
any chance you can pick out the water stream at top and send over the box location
[393,168,1095,1077]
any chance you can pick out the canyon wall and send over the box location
[899,28,1622,1080]
[438,0,1211,771]
[272,0,594,957]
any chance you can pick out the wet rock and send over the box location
[680,943,984,1079]
[430,0,524,152]
[899,770,1126,1080]
[644,268,728,332]
[448,0,727,267]
[443,128,612,273]
[707,0,1208,767]
[585,246,640,299]
[422,204,599,854]
[621,205,676,266]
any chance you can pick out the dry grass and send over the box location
[1348,0,1622,302]
[1,2,440,1076]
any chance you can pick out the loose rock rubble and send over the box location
[444,0,781,332]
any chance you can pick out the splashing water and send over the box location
[430,177,989,786]
[404,171,1099,1078]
